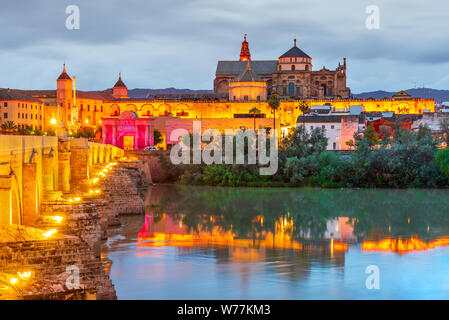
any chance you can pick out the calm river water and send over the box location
[102,185,449,299]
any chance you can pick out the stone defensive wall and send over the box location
[102,98,435,129]
[0,135,151,300]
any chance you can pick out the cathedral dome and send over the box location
[279,39,310,58]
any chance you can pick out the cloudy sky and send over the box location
[1,0,448,93]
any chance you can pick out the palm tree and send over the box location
[1,121,17,132]
[268,94,280,135]
[249,107,261,132]
[297,100,310,127]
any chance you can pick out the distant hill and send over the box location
[127,88,213,98]
[122,87,449,103]
[352,88,449,103]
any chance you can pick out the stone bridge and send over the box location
[0,135,124,228]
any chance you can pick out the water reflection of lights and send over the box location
[361,237,449,253]
[136,214,350,253]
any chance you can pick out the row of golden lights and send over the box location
[2,271,33,288]
[50,118,101,126]
[40,162,118,240]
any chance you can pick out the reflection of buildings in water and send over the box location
[299,217,356,242]
[136,214,349,269]
[361,237,449,254]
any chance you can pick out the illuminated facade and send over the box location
[0,89,44,130]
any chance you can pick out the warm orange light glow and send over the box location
[74,197,81,202]
[43,229,57,238]
[49,216,63,224]
[361,236,449,254]
[50,118,57,125]
[18,271,31,279]
[10,278,17,285]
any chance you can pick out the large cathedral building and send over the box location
[214,35,351,100]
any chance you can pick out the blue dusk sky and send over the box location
[0,0,448,93]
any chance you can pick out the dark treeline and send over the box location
[159,123,449,188]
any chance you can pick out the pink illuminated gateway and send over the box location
[102,111,155,150]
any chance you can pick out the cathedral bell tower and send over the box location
[239,34,251,61]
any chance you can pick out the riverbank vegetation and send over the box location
[159,123,449,188]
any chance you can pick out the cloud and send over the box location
[0,0,448,92]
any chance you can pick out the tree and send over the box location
[248,107,261,132]
[439,117,449,144]
[435,148,449,182]
[1,121,17,132]
[362,124,380,147]
[268,94,280,135]
[297,100,310,127]
[153,129,163,146]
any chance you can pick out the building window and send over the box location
[291,65,295,71]
[3,102,7,107]
[244,96,249,101]
[296,87,300,95]
[333,142,336,149]
[288,83,294,95]
[4,113,8,119]
[282,80,287,84]
[257,96,261,101]
[283,87,287,95]
[322,125,325,129]
[30,114,33,119]
[87,105,90,111]
[18,113,20,118]
[331,125,335,129]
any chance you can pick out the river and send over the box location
[102,185,449,299]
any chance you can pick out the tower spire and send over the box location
[294,38,297,47]
[239,34,251,61]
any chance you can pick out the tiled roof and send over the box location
[280,46,311,58]
[297,115,342,123]
[57,65,71,81]
[216,60,277,75]
[231,62,263,82]
[76,91,115,100]
[114,74,127,88]
[0,89,43,103]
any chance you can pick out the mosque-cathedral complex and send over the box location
[0,35,435,148]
